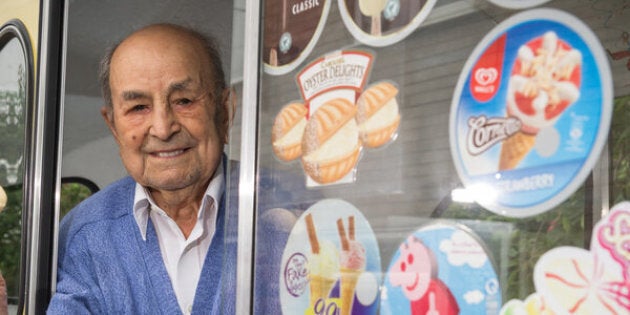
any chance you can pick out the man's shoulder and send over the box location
[59,176,136,240]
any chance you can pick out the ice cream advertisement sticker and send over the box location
[263,0,331,75]
[449,9,613,217]
[485,0,551,10]
[272,50,402,187]
[337,0,437,47]
[380,223,501,315]
[279,199,381,315]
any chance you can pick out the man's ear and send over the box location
[100,105,121,144]
[221,87,237,144]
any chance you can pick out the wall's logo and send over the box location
[474,68,498,87]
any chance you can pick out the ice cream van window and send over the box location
[0,28,28,311]
[436,95,630,301]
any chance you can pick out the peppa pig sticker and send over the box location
[381,223,501,315]
[449,9,613,217]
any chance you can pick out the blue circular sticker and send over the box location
[449,9,613,217]
[380,223,501,315]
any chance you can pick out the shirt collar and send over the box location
[133,159,225,240]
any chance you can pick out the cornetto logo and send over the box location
[467,115,521,155]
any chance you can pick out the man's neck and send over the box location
[149,182,208,239]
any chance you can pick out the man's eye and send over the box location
[130,104,148,112]
[174,98,193,106]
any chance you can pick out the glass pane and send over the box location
[253,1,629,314]
[59,180,97,219]
[0,36,26,314]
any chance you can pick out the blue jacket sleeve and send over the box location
[47,229,104,314]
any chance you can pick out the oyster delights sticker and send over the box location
[263,0,331,75]
[271,50,401,187]
[500,201,630,314]
[337,0,436,47]
[279,199,381,315]
[381,223,501,315]
[449,9,613,217]
[485,0,551,10]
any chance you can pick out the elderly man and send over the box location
[48,23,237,314]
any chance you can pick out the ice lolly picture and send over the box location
[358,0,387,36]
[449,9,612,217]
[279,199,381,315]
[338,0,437,47]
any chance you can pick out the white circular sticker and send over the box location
[279,199,381,314]
[485,0,551,9]
[337,0,437,47]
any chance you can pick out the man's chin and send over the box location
[141,174,201,192]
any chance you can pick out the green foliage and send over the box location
[610,95,630,204]
[0,182,93,301]
[60,182,93,218]
[0,185,23,299]
[443,187,586,301]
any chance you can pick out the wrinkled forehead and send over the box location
[110,28,214,88]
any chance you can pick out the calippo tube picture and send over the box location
[449,9,613,217]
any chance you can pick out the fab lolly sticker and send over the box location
[279,199,381,315]
[337,0,437,47]
[381,223,501,315]
[263,0,331,75]
[449,9,613,217]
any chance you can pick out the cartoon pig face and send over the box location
[388,236,437,301]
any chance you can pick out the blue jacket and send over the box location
[47,174,238,314]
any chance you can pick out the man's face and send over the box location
[104,28,227,193]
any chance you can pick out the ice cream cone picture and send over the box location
[449,9,612,217]
[305,213,339,308]
[500,31,582,171]
[337,216,366,315]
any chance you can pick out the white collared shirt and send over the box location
[133,161,224,314]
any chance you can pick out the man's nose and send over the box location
[149,104,180,140]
